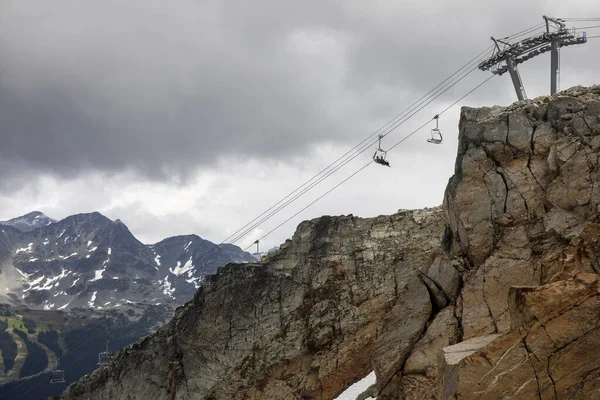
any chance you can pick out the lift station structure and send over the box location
[478,16,588,100]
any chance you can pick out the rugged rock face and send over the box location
[441,274,600,399]
[61,85,600,400]
[444,85,600,340]
[433,85,600,399]
[61,208,446,399]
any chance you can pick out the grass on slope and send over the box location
[3,310,69,333]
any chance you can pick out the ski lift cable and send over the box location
[573,24,600,30]
[13,382,44,400]
[195,50,495,254]
[205,44,496,251]
[508,27,546,41]
[226,63,486,249]
[563,18,600,21]
[504,23,545,39]
[163,46,495,262]
[160,40,500,264]
[246,74,497,249]
[387,74,496,153]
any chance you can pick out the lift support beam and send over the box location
[479,16,587,100]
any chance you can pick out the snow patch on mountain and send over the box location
[159,276,176,299]
[59,253,78,260]
[90,267,106,282]
[15,243,34,254]
[24,268,72,292]
[88,291,97,307]
[185,275,204,289]
[23,275,45,293]
[15,267,33,278]
[169,258,194,276]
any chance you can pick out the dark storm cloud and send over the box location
[1,0,598,182]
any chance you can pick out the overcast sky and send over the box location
[1,0,599,250]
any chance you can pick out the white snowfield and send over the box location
[169,257,194,276]
[333,371,377,400]
[15,243,34,254]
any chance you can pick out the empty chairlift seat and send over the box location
[427,115,443,144]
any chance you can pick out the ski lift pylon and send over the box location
[427,115,443,144]
[373,134,391,167]
[49,359,66,384]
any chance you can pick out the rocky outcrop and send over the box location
[376,85,600,399]
[61,209,446,400]
[441,274,600,399]
[444,86,600,340]
[431,85,600,399]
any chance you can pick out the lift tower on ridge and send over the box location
[478,16,587,100]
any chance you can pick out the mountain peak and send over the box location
[0,211,55,232]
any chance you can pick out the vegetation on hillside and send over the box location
[0,320,17,373]
[13,329,48,377]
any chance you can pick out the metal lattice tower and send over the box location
[478,16,588,100]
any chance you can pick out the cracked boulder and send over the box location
[440,274,600,399]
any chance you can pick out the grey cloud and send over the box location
[0,0,598,184]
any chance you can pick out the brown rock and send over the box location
[425,255,460,301]
[438,334,502,400]
[443,274,600,399]
[404,307,458,376]
[62,209,445,400]
[373,275,432,393]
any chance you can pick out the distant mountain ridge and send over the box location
[0,211,56,232]
[0,211,255,311]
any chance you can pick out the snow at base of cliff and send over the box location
[334,371,376,400]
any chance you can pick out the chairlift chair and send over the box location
[427,115,443,144]
[98,339,113,366]
[49,359,66,384]
[373,135,391,167]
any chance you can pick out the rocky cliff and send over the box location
[61,208,446,399]
[437,85,600,399]
[61,85,600,400]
